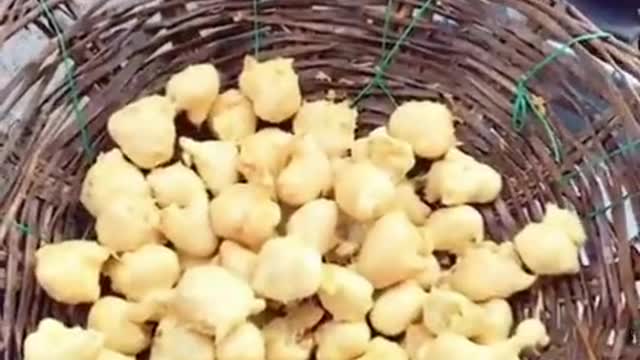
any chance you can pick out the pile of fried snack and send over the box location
[23,56,587,360]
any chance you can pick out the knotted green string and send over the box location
[511,31,611,163]
[560,138,640,184]
[7,0,96,235]
[38,0,94,159]
[588,191,640,219]
[381,0,394,54]
[253,0,262,56]
[352,0,435,106]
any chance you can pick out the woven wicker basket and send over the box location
[2,0,640,359]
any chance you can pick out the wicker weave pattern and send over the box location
[1,0,640,358]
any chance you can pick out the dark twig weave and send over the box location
[2,1,640,359]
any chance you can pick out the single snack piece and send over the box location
[126,290,175,325]
[216,322,265,360]
[424,148,502,205]
[104,244,180,302]
[180,137,239,195]
[286,199,339,254]
[476,299,515,345]
[413,255,442,289]
[394,181,431,225]
[23,318,104,360]
[98,350,135,360]
[402,324,434,360]
[263,303,325,360]
[95,197,163,252]
[357,211,426,288]
[208,89,257,141]
[318,264,374,322]
[108,95,177,169]
[542,204,587,244]
[238,128,293,196]
[315,321,371,360]
[147,162,208,208]
[447,245,536,301]
[422,289,513,344]
[422,318,549,360]
[159,199,218,257]
[209,183,281,249]
[35,240,110,304]
[239,56,302,123]
[177,251,214,273]
[80,149,151,217]
[87,296,151,355]
[293,99,357,157]
[174,265,265,339]
[277,135,333,205]
[328,220,369,262]
[388,100,456,159]
[150,316,215,360]
[370,281,427,336]
[355,337,409,360]
[334,161,396,221]
[421,205,484,255]
[218,240,258,282]
[352,127,415,182]
[166,63,220,126]
[252,236,323,303]
[514,204,587,275]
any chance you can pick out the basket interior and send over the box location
[2,0,640,358]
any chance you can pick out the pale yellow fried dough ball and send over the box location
[388,100,456,159]
[35,240,110,304]
[180,137,239,195]
[23,318,104,360]
[108,95,177,169]
[352,127,415,182]
[209,183,281,249]
[208,89,257,142]
[293,99,357,157]
[334,161,396,222]
[239,56,302,123]
[87,296,151,355]
[80,149,151,217]
[166,63,220,127]
[238,128,293,196]
[356,211,426,288]
[103,244,180,302]
[277,135,333,206]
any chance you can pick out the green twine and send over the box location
[511,31,611,163]
[14,221,33,235]
[6,0,97,236]
[253,0,261,56]
[381,0,394,53]
[352,0,435,106]
[560,138,640,184]
[37,0,94,159]
[587,191,640,219]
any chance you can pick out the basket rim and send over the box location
[2,1,640,359]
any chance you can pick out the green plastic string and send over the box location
[14,221,33,236]
[253,0,261,56]
[376,0,398,106]
[560,138,640,184]
[0,185,32,235]
[381,0,394,53]
[38,0,95,159]
[7,0,97,235]
[352,0,435,106]
[511,31,611,163]
[587,191,640,219]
